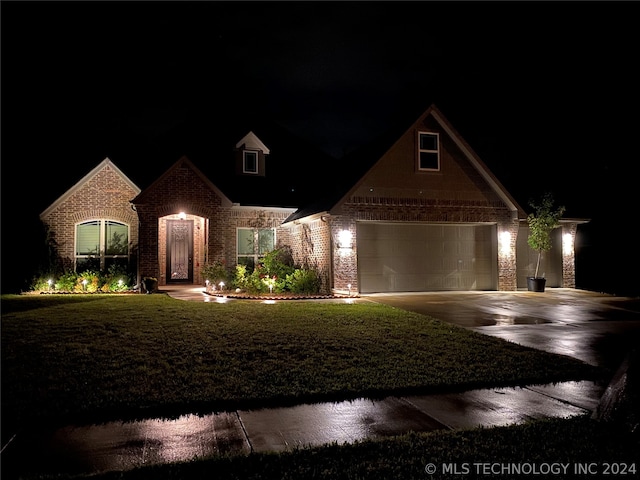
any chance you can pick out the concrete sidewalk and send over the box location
[3,381,603,478]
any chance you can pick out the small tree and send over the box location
[527,192,566,278]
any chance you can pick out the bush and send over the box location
[103,264,134,292]
[76,270,100,292]
[55,271,79,291]
[286,268,321,294]
[232,248,321,295]
[30,263,134,293]
[202,261,230,287]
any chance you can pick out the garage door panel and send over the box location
[357,223,497,293]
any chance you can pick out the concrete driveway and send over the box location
[363,288,640,372]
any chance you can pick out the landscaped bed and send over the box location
[1,293,605,437]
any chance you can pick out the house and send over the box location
[40,104,586,294]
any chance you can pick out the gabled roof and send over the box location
[131,156,233,207]
[236,131,270,154]
[40,157,141,218]
[284,104,527,224]
[130,108,337,209]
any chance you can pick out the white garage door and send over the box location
[357,223,497,293]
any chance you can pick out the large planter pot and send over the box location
[527,277,546,292]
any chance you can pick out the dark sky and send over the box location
[2,1,639,293]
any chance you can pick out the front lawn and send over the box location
[1,294,604,435]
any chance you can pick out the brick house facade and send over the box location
[40,104,584,294]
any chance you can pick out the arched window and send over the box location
[76,220,129,272]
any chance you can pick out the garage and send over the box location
[356,222,498,293]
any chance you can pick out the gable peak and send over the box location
[235,131,270,154]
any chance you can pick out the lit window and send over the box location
[418,132,440,171]
[76,220,129,272]
[243,151,258,174]
[237,227,275,270]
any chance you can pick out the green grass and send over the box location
[1,293,604,435]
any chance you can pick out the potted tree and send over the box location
[526,193,565,292]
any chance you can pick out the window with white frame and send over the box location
[243,151,258,174]
[76,220,129,271]
[418,132,440,171]
[237,227,275,270]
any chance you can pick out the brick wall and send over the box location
[282,217,332,294]
[40,163,140,270]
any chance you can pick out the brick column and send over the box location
[136,209,159,285]
[331,217,358,294]
[497,220,519,291]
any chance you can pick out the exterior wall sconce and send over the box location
[178,212,187,220]
[563,233,573,255]
[499,231,511,256]
[337,230,353,249]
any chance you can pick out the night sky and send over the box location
[2,1,639,295]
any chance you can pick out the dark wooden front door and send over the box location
[166,220,193,283]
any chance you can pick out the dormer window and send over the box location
[235,131,270,177]
[418,132,440,171]
[243,151,258,174]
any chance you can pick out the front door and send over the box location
[166,220,193,283]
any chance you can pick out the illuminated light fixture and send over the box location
[563,233,573,255]
[499,231,511,255]
[48,279,53,290]
[219,281,225,290]
[337,230,353,249]
[347,283,352,296]
[178,212,186,220]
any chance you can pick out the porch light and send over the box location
[178,212,186,220]
[563,233,573,255]
[499,231,511,255]
[337,230,353,249]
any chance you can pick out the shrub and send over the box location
[232,248,322,295]
[286,268,321,294]
[76,270,100,292]
[103,264,133,292]
[55,271,79,291]
[202,261,230,287]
